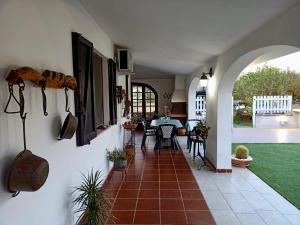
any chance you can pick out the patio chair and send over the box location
[156,124,177,153]
[141,120,157,149]
[186,119,201,151]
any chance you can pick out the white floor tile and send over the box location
[223,193,255,213]
[202,190,231,210]
[211,210,241,225]
[257,210,292,225]
[263,194,300,215]
[240,191,276,211]
[285,214,300,225]
[236,213,267,225]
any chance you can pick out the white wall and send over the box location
[0,1,123,225]
[132,78,174,114]
[186,3,300,170]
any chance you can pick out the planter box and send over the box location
[231,155,253,167]
[113,160,127,169]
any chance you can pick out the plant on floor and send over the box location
[73,170,113,225]
[235,145,249,159]
[106,148,128,169]
[232,145,253,167]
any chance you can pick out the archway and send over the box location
[216,45,299,169]
[187,76,200,119]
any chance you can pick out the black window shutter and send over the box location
[108,59,117,125]
[72,32,97,146]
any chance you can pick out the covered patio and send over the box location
[1,1,300,225]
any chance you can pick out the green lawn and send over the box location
[232,143,300,209]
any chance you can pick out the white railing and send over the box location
[195,95,206,119]
[252,95,292,127]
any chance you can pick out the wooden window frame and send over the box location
[131,82,158,119]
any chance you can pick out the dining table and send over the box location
[150,119,183,150]
[150,118,183,128]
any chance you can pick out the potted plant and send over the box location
[106,148,128,169]
[195,121,210,140]
[123,114,138,129]
[73,170,113,225]
[231,145,253,167]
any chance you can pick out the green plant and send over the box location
[106,148,127,161]
[73,170,112,225]
[234,145,249,159]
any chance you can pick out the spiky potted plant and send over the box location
[73,170,113,225]
[231,145,253,167]
[107,148,128,169]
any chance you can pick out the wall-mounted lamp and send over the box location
[200,67,213,87]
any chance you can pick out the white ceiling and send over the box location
[80,0,298,75]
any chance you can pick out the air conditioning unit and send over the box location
[117,49,133,72]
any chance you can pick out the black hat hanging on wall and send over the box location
[4,81,49,197]
[59,86,78,140]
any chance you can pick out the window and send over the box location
[72,32,107,146]
[131,83,158,120]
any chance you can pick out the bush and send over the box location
[235,145,249,159]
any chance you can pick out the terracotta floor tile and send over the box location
[124,174,142,181]
[160,174,177,181]
[103,135,214,224]
[142,174,159,181]
[140,181,159,189]
[133,210,160,224]
[160,181,179,189]
[183,199,209,210]
[179,181,199,190]
[181,190,204,199]
[159,169,175,175]
[175,169,192,174]
[186,210,216,225]
[143,169,159,175]
[112,198,137,210]
[160,189,181,199]
[117,189,139,198]
[177,174,196,182]
[121,181,140,189]
[161,210,187,224]
[106,210,134,224]
[160,199,184,210]
[160,164,175,169]
[104,188,119,199]
[136,198,159,210]
[138,189,159,199]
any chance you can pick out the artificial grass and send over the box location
[232,143,300,209]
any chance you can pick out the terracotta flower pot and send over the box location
[231,155,253,167]
[177,128,186,136]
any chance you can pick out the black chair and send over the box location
[141,120,157,149]
[156,124,177,153]
[186,119,201,151]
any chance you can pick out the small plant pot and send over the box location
[113,160,127,169]
[123,124,138,130]
[177,128,186,136]
[231,155,253,167]
[241,113,251,122]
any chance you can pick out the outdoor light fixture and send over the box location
[200,67,213,87]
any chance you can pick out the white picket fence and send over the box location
[195,95,206,119]
[252,95,292,127]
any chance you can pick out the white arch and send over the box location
[187,76,200,119]
[216,45,299,169]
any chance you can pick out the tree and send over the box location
[233,65,300,106]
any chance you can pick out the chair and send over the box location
[186,119,201,151]
[141,120,157,149]
[156,124,177,153]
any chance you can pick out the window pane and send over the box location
[137,86,142,92]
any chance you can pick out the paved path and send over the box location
[177,136,300,225]
[232,128,300,143]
